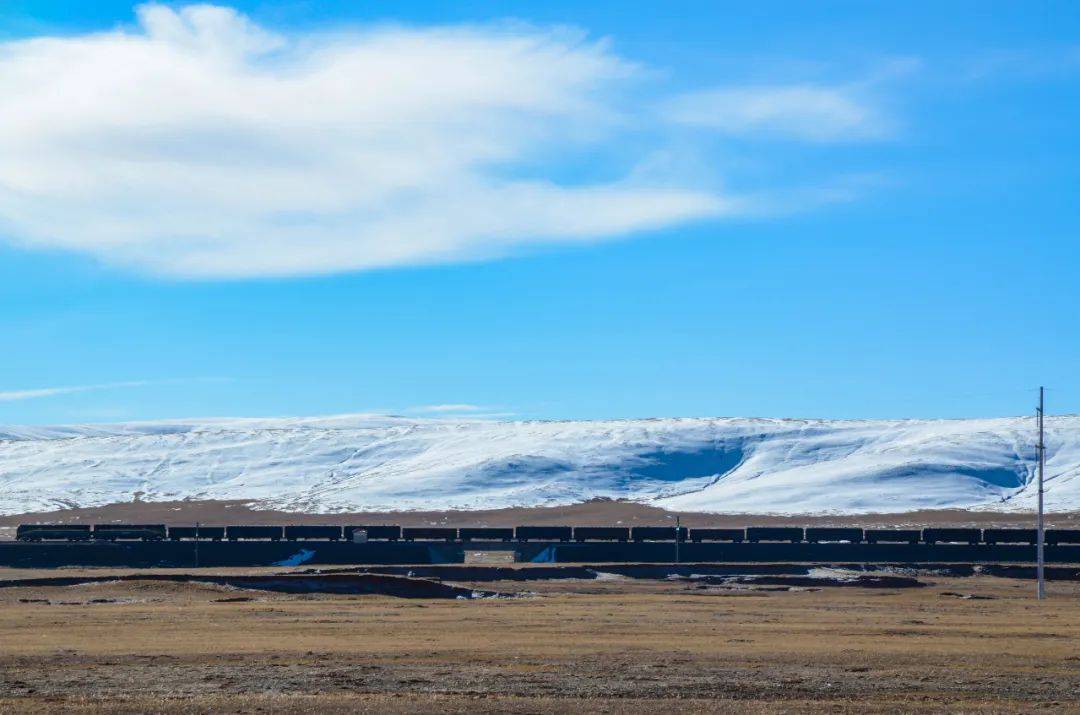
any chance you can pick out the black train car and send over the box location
[515,526,572,542]
[92,524,166,541]
[864,529,920,544]
[459,527,514,542]
[573,526,630,542]
[1046,529,1080,546]
[284,525,342,541]
[226,525,283,541]
[168,526,225,541]
[16,524,91,541]
[344,525,402,541]
[805,527,863,543]
[402,527,458,541]
[689,528,744,543]
[922,528,980,545]
[630,526,688,542]
[983,528,1037,545]
[746,527,803,543]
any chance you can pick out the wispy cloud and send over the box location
[0,378,229,402]
[0,381,152,402]
[958,46,1080,82]
[663,84,890,142]
[408,404,486,414]
[402,404,515,420]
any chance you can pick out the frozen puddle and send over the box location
[272,549,316,567]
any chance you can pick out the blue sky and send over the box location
[0,1,1077,424]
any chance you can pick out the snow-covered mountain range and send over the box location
[1,414,1077,516]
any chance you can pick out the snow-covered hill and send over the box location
[0,415,1078,516]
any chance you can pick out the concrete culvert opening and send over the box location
[464,550,518,564]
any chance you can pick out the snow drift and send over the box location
[0,414,1077,516]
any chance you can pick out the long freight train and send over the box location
[13,523,1080,546]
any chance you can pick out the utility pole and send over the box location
[1036,387,1045,600]
[675,515,681,565]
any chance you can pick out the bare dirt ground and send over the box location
[0,565,1078,713]
[2,499,1075,539]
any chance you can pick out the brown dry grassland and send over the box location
[0,566,1078,714]
[2,499,1077,535]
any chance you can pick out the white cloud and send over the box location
[0,381,152,402]
[959,46,1080,82]
[664,84,889,141]
[0,377,229,402]
[403,404,515,420]
[0,4,730,278]
[409,404,486,413]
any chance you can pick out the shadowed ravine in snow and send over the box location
[0,415,1077,516]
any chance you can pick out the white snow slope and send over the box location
[0,414,1078,516]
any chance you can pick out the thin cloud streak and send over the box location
[663,83,891,142]
[0,378,231,402]
[0,381,152,402]
[402,404,516,420]
[409,404,486,413]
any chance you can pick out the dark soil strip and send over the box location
[0,573,505,598]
